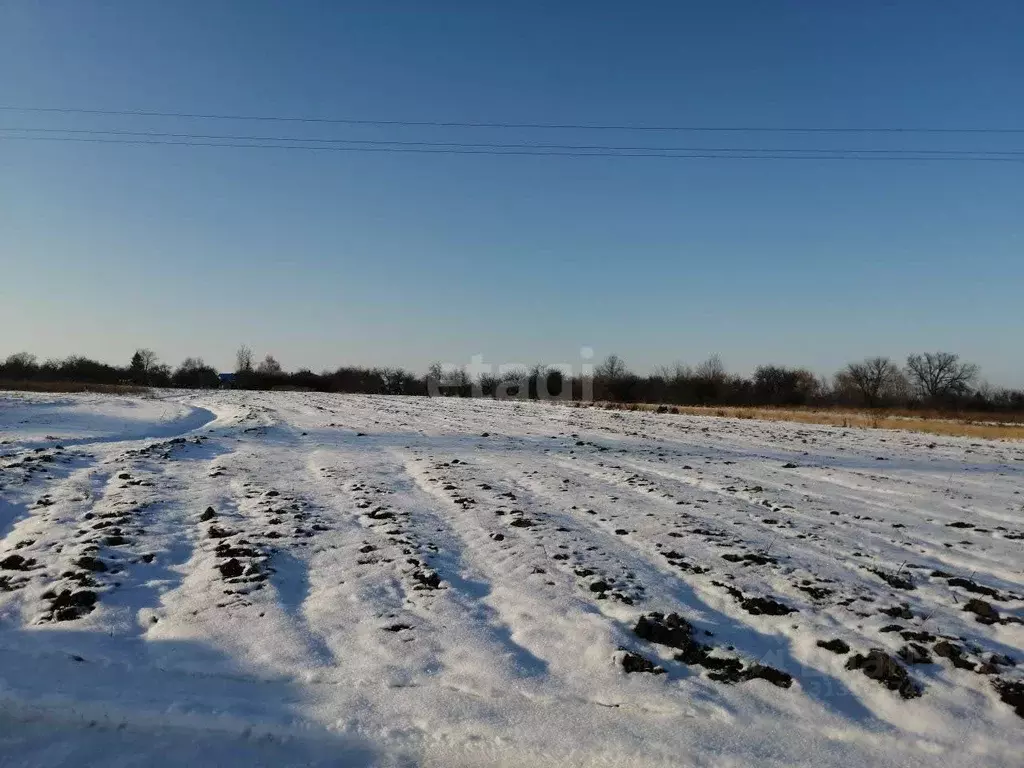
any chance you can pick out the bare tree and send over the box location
[694,354,726,383]
[652,361,693,403]
[256,354,282,375]
[381,367,414,395]
[754,365,821,405]
[905,352,979,401]
[5,352,36,367]
[424,363,470,396]
[172,357,220,388]
[446,367,470,388]
[594,354,636,401]
[128,349,159,385]
[235,345,254,374]
[496,366,529,399]
[425,362,443,396]
[477,372,500,398]
[839,357,906,407]
[654,362,692,383]
[535,364,569,401]
[3,352,38,378]
[595,354,628,381]
[690,354,729,405]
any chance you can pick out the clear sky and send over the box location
[1,2,1022,384]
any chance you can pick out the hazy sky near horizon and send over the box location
[1,2,1022,384]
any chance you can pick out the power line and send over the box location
[2,105,1023,134]
[4,126,1021,157]
[4,133,1023,161]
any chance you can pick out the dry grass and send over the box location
[0,380,149,395]
[579,402,1024,441]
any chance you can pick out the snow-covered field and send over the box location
[1,391,1021,767]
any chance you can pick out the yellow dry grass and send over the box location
[583,402,1024,441]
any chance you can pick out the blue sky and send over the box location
[1,2,1022,384]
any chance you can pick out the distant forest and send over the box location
[1,347,1022,413]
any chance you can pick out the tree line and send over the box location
[1,347,1021,413]
[0,348,426,395]
[585,352,1022,412]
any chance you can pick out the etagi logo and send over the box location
[426,347,595,401]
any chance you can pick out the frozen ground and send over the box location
[0,390,1021,767]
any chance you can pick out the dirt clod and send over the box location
[741,596,797,616]
[963,598,1000,624]
[817,638,851,654]
[0,555,33,571]
[846,649,922,699]
[218,558,244,579]
[620,650,665,674]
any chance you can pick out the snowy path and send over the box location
[0,391,1021,767]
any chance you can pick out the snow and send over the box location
[0,391,1021,767]
[0,391,215,447]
